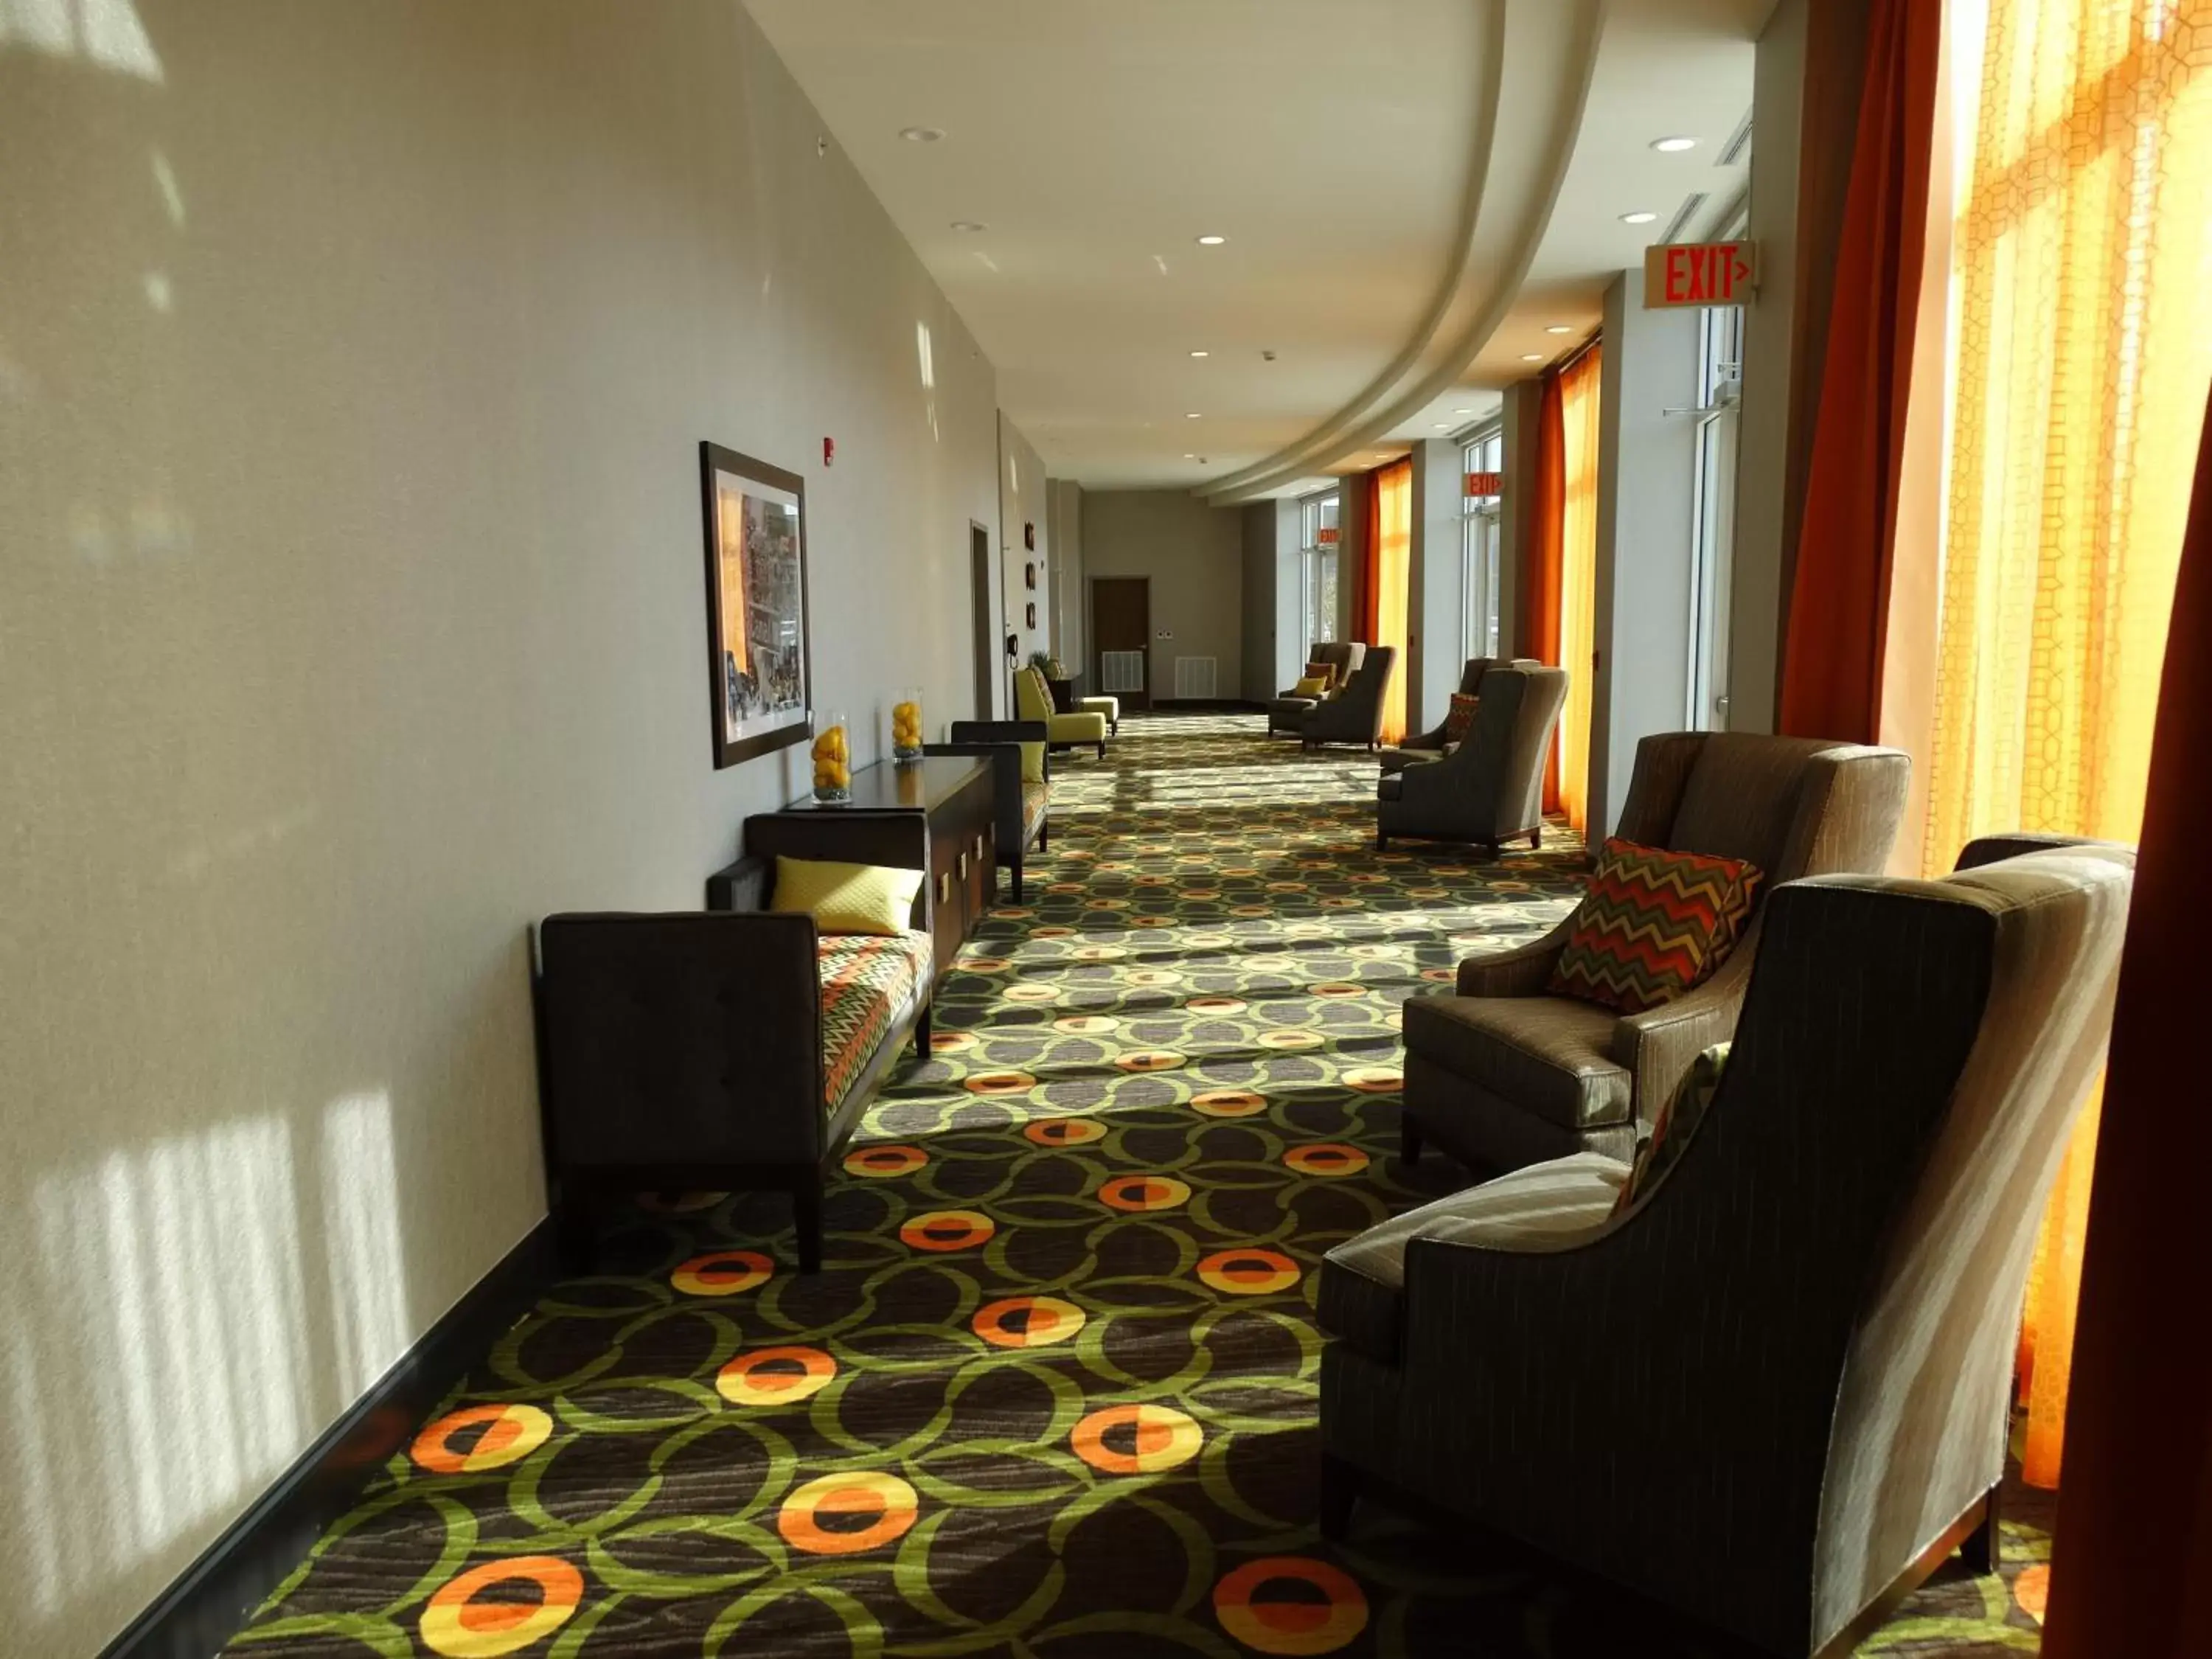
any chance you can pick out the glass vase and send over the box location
[891,687,925,764]
[810,711,851,804]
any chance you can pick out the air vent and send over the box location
[1101,650,1146,695]
[1661,192,1708,245]
[1717,109,1754,167]
[1172,656,1218,700]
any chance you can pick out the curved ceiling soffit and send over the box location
[1200,0,1608,506]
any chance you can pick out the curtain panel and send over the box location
[1523,372,1568,811]
[1924,0,2212,1487]
[1556,347,1602,838]
[1363,459,1413,746]
[1777,0,1942,744]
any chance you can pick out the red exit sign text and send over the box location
[1644,240,1758,308]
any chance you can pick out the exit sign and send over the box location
[1644,240,1757,307]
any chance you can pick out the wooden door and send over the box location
[970,523,996,720]
[1091,577,1151,712]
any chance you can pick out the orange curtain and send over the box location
[1778,0,1941,743]
[1556,347,1601,838]
[1523,373,1568,811]
[2042,383,2212,1659]
[1923,0,2212,1487]
[1360,459,1412,745]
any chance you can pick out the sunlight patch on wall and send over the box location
[0,0,164,82]
[320,1092,411,1397]
[1,1114,309,1628]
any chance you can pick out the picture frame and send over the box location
[1024,561,1037,591]
[1023,522,1036,551]
[1026,602,1037,629]
[700,442,813,770]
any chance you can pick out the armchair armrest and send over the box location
[1608,914,1764,1126]
[1455,912,1577,997]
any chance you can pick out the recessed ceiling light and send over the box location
[900,127,945,143]
[1521,353,1545,362]
[1545,324,1573,335]
[1189,349,1209,358]
[1432,422,1453,431]
[1621,211,1658,225]
[1184,452,1197,459]
[1195,234,1227,246]
[1186,411,1203,419]
[1453,407,1474,414]
[950,220,987,232]
[1652,136,1697,153]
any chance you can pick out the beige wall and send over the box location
[0,4,1000,1652]
[999,413,1048,687]
[1046,477,1085,670]
[1080,490,1244,700]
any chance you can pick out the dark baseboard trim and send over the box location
[1150,698,1266,713]
[100,1217,560,1659]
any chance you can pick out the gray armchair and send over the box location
[1298,644,1399,751]
[1375,667,1567,853]
[1266,641,1366,735]
[1318,838,2134,1658]
[1377,655,1540,773]
[1402,731,1909,1170]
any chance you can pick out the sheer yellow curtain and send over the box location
[1374,460,1412,745]
[1557,347,1603,836]
[1926,0,2212,1485]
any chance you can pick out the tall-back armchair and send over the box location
[1299,645,1399,751]
[1267,640,1366,735]
[1378,655,1540,771]
[1319,840,2134,1658]
[1375,667,1567,852]
[1014,663,1107,757]
[1402,732,1909,1170]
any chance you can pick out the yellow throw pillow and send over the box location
[771,857,924,936]
[1292,675,1329,698]
[1019,741,1047,784]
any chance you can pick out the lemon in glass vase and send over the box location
[891,688,924,763]
[810,713,851,804]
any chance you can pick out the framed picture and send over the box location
[1025,602,1037,628]
[1023,561,1037,590]
[700,442,812,769]
[1023,522,1036,551]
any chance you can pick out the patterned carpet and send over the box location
[231,714,2052,1658]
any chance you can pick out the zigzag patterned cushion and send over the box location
[1546,838,1763,1014]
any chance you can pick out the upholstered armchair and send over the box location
[1014,664,1106,757]
[1318,839,2134,1658]
[1377,655,1540,773]
[1376,667,1567,852]
[930,720,1049,900]
[1267,641,1366,735]
[1402,732,1909,1170]
[1299,645,1398,751]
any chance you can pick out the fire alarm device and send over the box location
[823,437,835,467]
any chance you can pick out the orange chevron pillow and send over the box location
[1547,838,1763,1015]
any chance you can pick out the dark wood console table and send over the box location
[754,757,995,977]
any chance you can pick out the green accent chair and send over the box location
[1016,664,1107,757]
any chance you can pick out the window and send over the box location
[1687,273,1745,730]
[1299,491,1340,655]
[1460,428,1503,659]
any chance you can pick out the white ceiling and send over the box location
[746,0,1772,496]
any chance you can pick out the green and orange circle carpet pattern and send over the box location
[231,715,2054,1658]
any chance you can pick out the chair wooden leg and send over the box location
[1096,740,1106,759]
[914,998,933,1057]
[1530,827,1543,849]
[1400,1117,1423,1164]
[553,1190,598,1274]
[1319,1453,1359,1540]
[1009,857,1024,902]
[1959,1484,2000,1575]
[795,1172,824,1274]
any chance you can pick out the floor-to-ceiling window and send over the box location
[1461,426,1503,660]
[1688,289,1744,730]
[1299,490,1340,658]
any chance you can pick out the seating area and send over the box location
[20,5,2206,1658]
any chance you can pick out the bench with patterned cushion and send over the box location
[819,931,932,1107]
